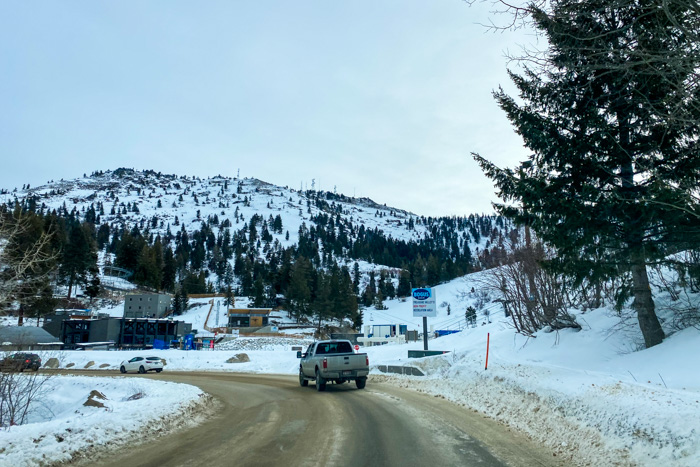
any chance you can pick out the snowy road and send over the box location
[63,371,561,467]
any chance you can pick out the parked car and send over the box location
[119,356,164,374]
[0,352,42,372]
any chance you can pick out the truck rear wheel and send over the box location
[315,369,326,392]
[356,377,367,389]
[299,369,308,387]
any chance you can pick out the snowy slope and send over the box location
[2,273,699,466]
[10,169,439,245]
[5,169,501,288]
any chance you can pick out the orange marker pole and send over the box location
[485,333,490,370]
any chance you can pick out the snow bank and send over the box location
[0,376,215,467]
[364,310,700,467]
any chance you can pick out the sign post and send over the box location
[412,287,436,351]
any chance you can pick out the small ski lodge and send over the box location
[227,308,272,328]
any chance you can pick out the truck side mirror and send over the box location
[297,351,302,358]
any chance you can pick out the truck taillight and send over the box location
[323,358,327,369]
[366,356,369,366]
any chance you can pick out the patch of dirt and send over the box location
[83,390,108,408]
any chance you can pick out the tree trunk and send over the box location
[618,129,664,348]
[630,259,665,348]
[67,274,74,300]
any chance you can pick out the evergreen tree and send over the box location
[379,270,396,299]
[59,222,97,298]
[362,271,377,307]
[29,280,57,325]
[115,231,145,273]
[223,284,235,308]
[96,223,110,249]
[273,214,283,234]
[465,306,477,327]
[287,256,312,322]
[373,290,385,310]
[177,281,190,313]
[473,0,700,347]
[352,262,361,294]
[161,247,177,292]
[182,269,207,294]
[172,288,183,315]
[426,255,441,286]
[397,269,411,297]
[336,266,360,327]
[311,273,332,331]
[252,276,266,307]
[133,244,161,290]
[84,267,101,305]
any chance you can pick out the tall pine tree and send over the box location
[474,0,700,348]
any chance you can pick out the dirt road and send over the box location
[75,371,561,467]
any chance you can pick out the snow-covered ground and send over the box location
[2,276,699,466]
[0,376,214,467]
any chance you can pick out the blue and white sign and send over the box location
[412,287,436,317]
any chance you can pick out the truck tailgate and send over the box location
[324,353,367,372]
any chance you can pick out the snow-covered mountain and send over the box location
[9,168,424,242]
[3,168,513,284]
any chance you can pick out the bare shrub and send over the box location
[0,363,55,427]
[648,258,700,331]
[0,210,57,306]
[475,240,579,335]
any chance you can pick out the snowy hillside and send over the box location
[3,169,510,282]
[2,271,699,466]
[6,168,471,243]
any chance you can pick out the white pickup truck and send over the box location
[298,340,369,391]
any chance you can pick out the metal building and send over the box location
[43,314,191,350]
[123,293,172,318]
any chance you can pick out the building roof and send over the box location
[0,326,62,345]
[227,308,272,316]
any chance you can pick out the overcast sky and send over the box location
[1,1,533,217]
